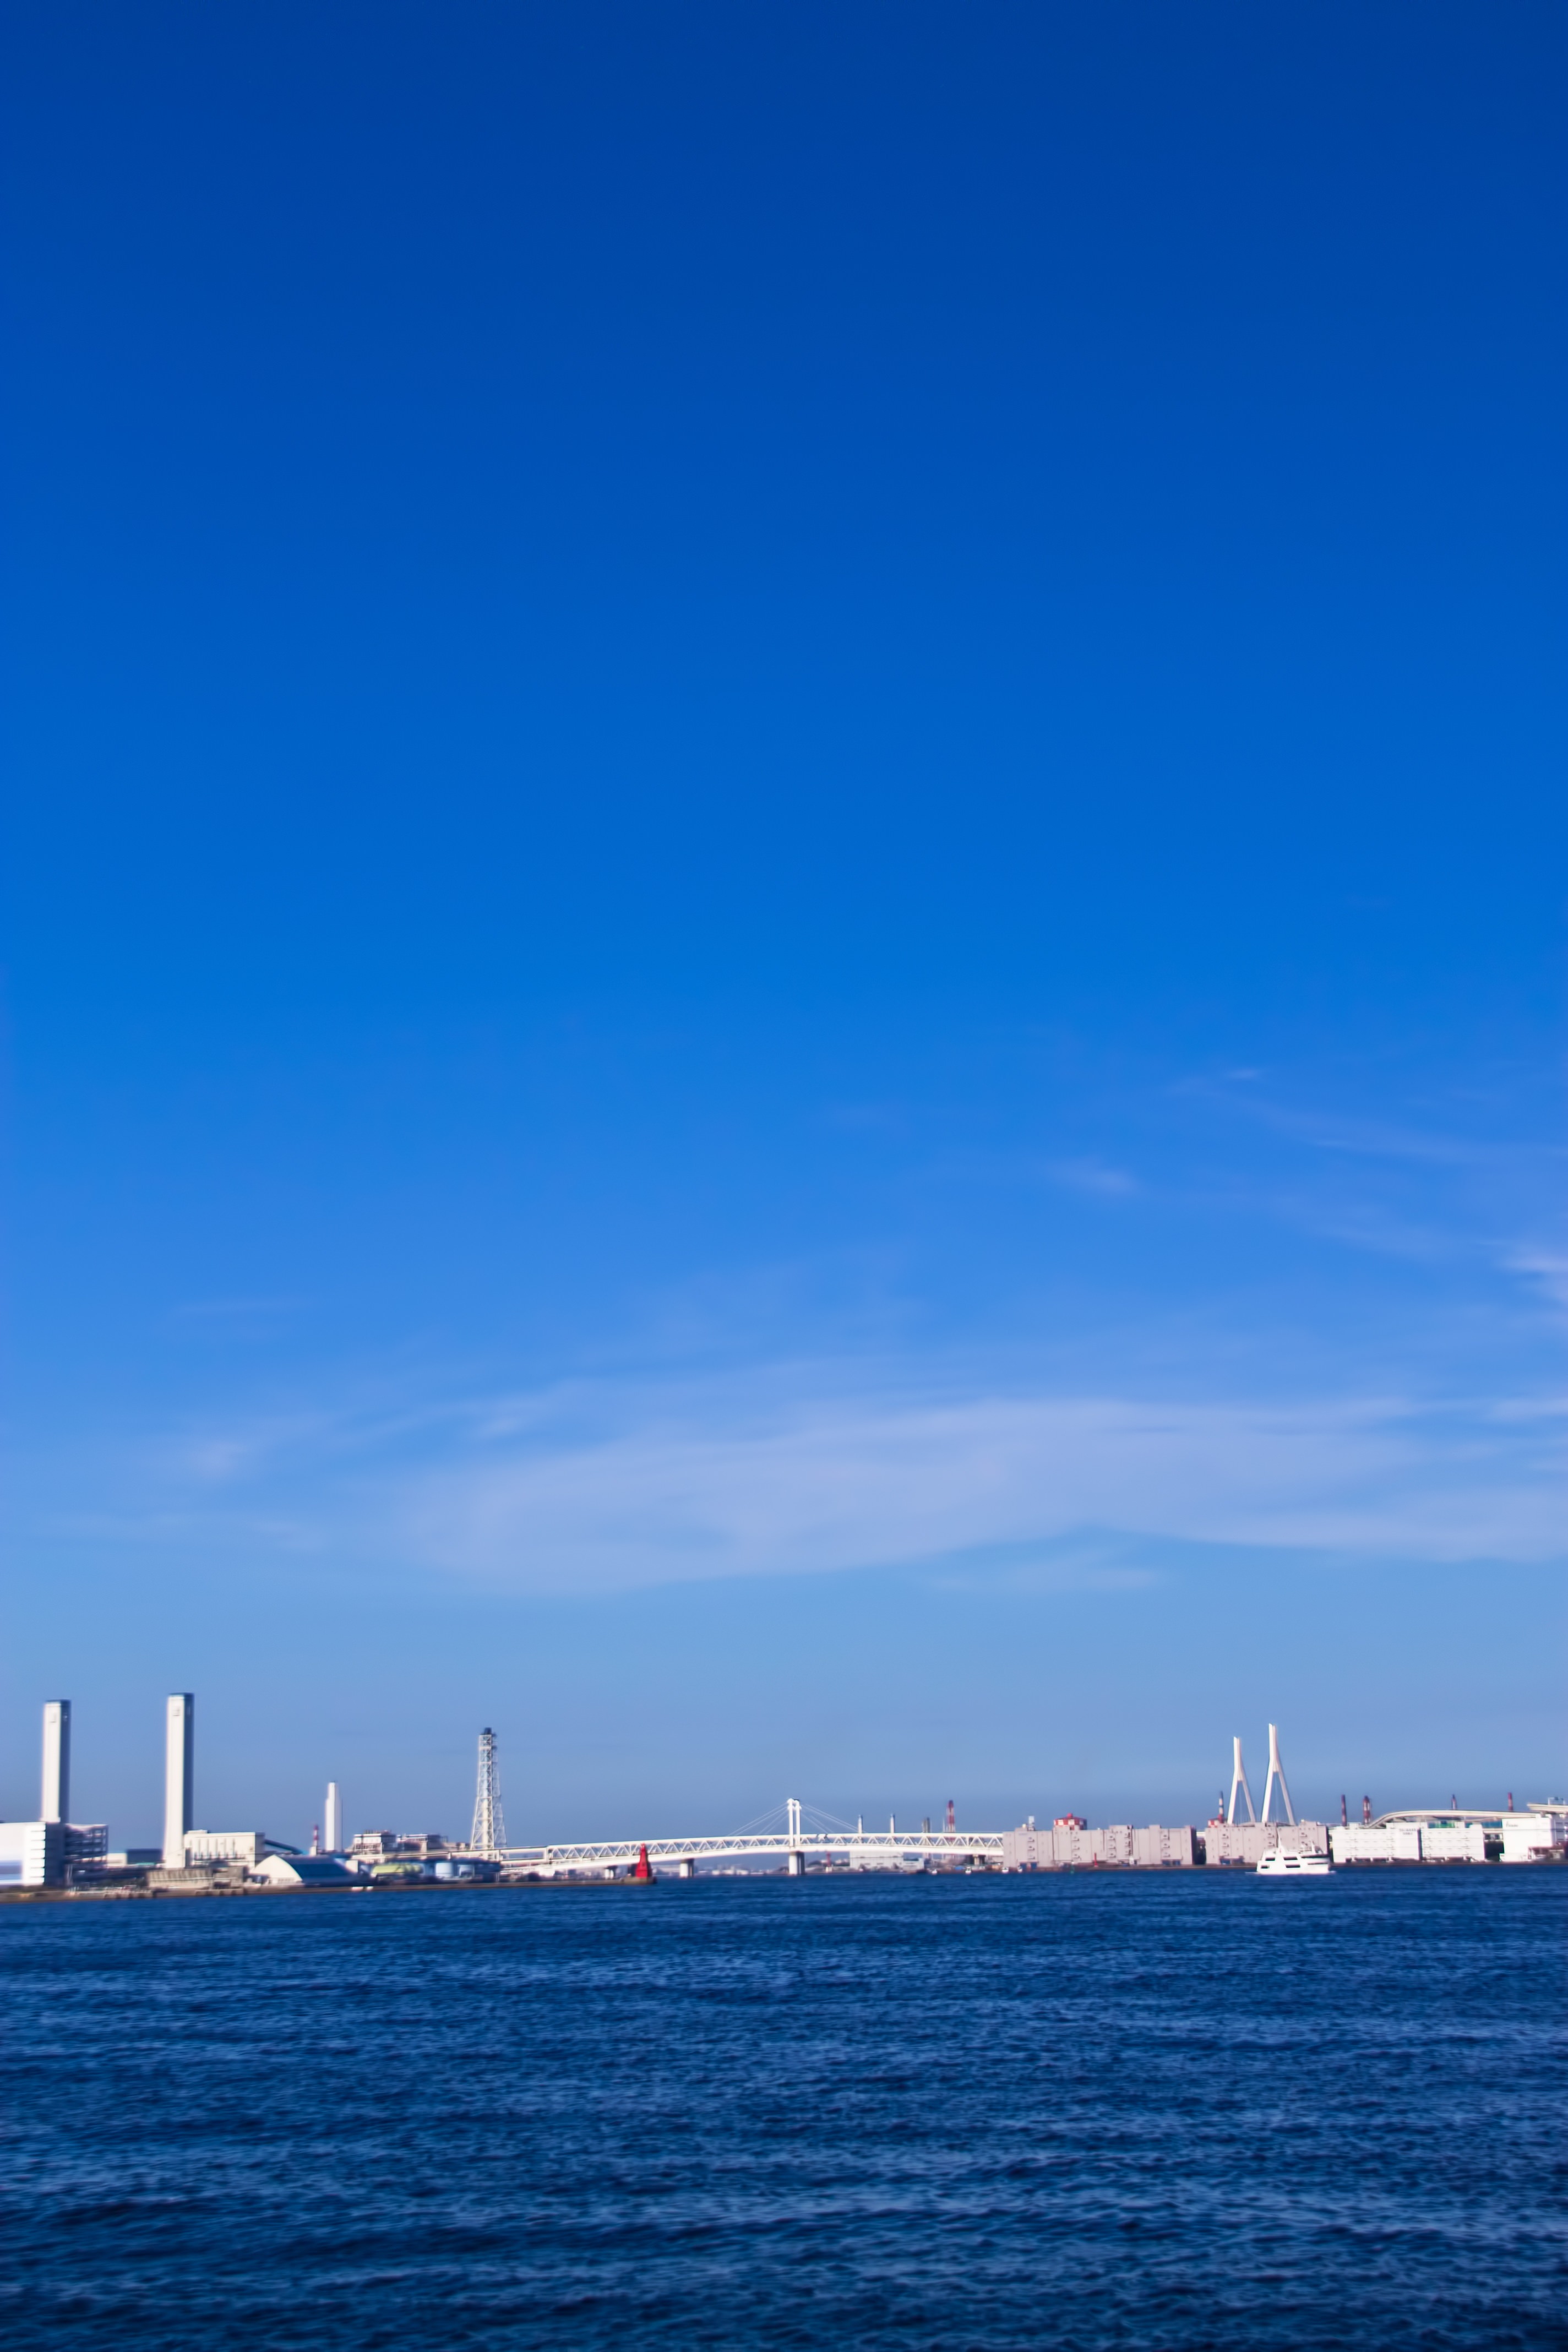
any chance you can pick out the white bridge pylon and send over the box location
[498,1798,1003,1878]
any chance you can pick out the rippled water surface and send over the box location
[2,1869,1565,2348]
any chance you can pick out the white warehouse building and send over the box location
[1331,1807,1567,1865]
[0,1821,66,1888]
[1000,1822,1199,1868]
[183,1831,272,1869]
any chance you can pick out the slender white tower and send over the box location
[470,1727,505,1857]
[1227,1734,1256,1825]
[1259,1722,1296,1826]
[163,1694,194,1866]
[42,1701,71,1824]
[324,1781,342,1853]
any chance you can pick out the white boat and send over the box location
[1256,1849,1332,1877]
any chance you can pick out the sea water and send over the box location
[1,1868,1564,2348]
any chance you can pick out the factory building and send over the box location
[999,1822,1198,1868]
[0,1704,107,1886]
[184,1830,271,1868]
[1332,1807,1566,1865]
[1135,1823,1198,1867]
[1423,1822,1488,1864]
[1503,1809,1566,1863]
[1204,1820,1330,1866]
[1331,1822,1423,1864]
[0,1821,66,1888]
[349,1829,450,1861]
[153,1700,304,1872]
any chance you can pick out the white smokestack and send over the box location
[42,1701,70,1823]
[324,1781,342,1852]
[164,1694,194,1866]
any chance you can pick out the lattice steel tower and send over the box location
[470,1726,507,1856]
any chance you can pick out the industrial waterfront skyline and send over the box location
[4,1691,1559,1880]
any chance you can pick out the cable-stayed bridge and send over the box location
[495,1798,1004,1877]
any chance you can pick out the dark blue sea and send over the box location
[2,1870,1565,2349]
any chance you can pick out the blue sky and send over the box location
[2,5,1563,1847]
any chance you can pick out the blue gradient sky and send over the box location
[2,5,1563,1847]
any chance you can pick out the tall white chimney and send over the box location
[42,1700,71,1823]
[324,1781,342,1852]
[164,1694,194,1866]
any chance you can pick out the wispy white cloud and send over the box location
[1046,1157,1140,1200]
[27,1074,1562,1604]
[1154,1070,1566,1295]
[396,1379,1561,1594]
[1506,1250,1568,1317]
[59,1358,1564,1599]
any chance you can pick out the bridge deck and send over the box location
[494,1831,1004,1871]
